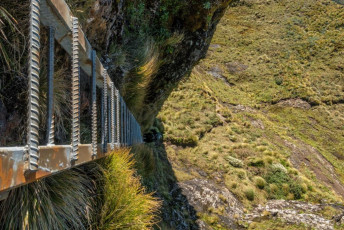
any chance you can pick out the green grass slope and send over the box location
[157,0,344,226]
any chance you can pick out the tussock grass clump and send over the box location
[244,188,255,201]
[0,150,161,229]
[98,149,161,230]
[0,5,19,68]
[166,131,199,147]
[0,164,100,230]
[254,176,266,189]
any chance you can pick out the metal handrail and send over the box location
[0,0,143,195]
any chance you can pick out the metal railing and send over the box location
[0,0,143,196]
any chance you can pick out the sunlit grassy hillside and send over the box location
[157,0,344,226]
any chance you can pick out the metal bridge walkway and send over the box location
[0,0,143,199]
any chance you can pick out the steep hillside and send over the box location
[153,0,344,228]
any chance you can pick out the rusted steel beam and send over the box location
[0,144,115,193]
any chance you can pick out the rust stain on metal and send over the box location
[39,146,70,171]
[0,156,13,190]
[0,144,122,192]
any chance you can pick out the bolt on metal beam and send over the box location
[91,50,97,157]
[71,17,80,161]
[27,0,41,172]
[46,26,55,145]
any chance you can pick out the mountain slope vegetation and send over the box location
[155,0,344,228]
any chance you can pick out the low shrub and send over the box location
[289,181,304,200]
[248,158,265,167]
[237,170,247,179]
[226,155,244,168]
[265,165,306,200]
[244,188,255,201]
[254,176,266,189]
[265,165,289,185]
[167,133,198,147]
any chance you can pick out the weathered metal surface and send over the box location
[71,17,80,161]
[27,0,42,172]
[46,26,55,145]
[0,144,114,193]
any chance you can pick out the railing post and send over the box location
[91,50,97,157]
[129,111,131,145]
[125,103,128,146]
[126,107,129,146]
[107,95,112,148]
[110,83,115,150]
[116,89,120,147]
[101,70,108,153]
[121,97,124,146]
[71,17,80,161]
[119,96,123,146]
[27,0,41,171]
[46,26,55,146]
[122,103,127,146]
[131,115,133,145]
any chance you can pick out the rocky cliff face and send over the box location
[78,0,235,131]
